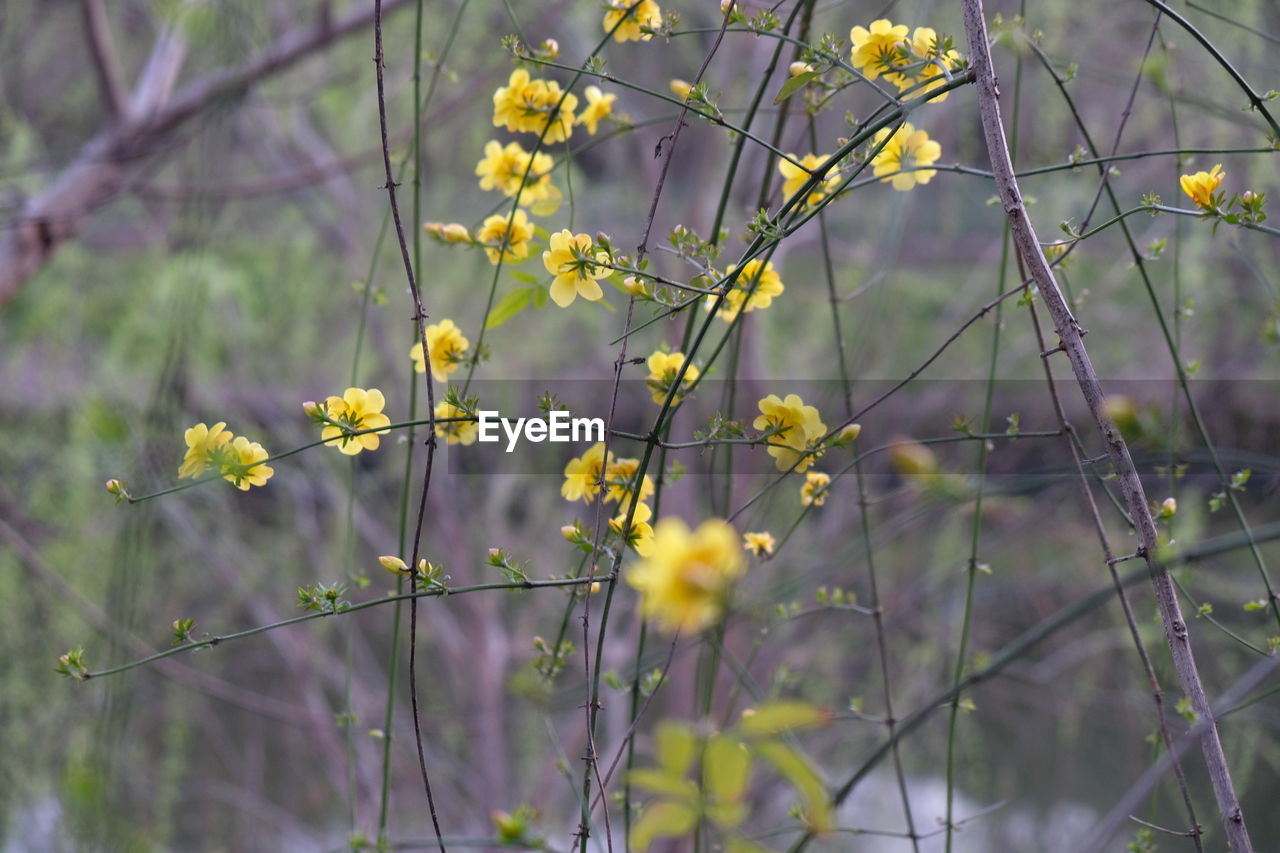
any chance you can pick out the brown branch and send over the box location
[961,2,1252,850]
[0,0,414,306]
[80,0,130,121]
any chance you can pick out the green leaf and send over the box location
[629,800,698,852]
[485,287,533,330]
[737,701,831,737]
[627,769,699,800]
[655,721,698,775]
[509,271,540,284]
[774,71,819,104]
[532,286,548,308]
[702,735,751,810]
[754,740,831,833]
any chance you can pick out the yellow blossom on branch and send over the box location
[542,230,610,307]
[849,19,911,86]
[475,140,563,214]
[1180,164,1225,209]
[907,27,963,102]
[319,388,391,455]
[645,350,699,404]
[434,401,478,446]
[611,501,656,556]
[800,471,831,506]
[562,442,613,502]
[870,123,941,191]
[178,421,232,479]
[220,436,274,490]
[578,86,617,135]
[743,531,776,557]
[778,153,840,208]
[627,517,745,634]
[604,0,662,43]
[605,456,655,510]
[476,209,534,265]
[754,393,826,472]
[709,258,785,322]
[410,319,470,383]
[492,69,578,142]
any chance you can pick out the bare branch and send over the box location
[961,1,1253,849]
[80,0,129,121]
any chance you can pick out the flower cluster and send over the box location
[849,19,962,102]
[178,421,274,490]
[562,443,657,554]
[475,140,562,215]
[493,69,578,143]
[603,0,662,43]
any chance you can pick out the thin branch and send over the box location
[960,2,1252,848]
[80,0,129,121]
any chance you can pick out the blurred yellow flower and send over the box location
[743,531,776,556]
[578,86,617,135]
[410,318,470,383]
[492,69,578,142]
[604,0,662,42]
[800,471,831,506]
[476,209,534,265]
[179,421,232,479]
[220,435,274,490]
[423,222,472,243]
[646,350,700,404]
[888,437,938,477]
[669,79,693,99]
[434,401,478,446]
[778,153,840,207]
[1180,164,1224,209]
[627,517,745,634]
[710,258,785,322]
[542,230,609,307]
[754,393,826,472]
[321,387,392,455]
[562,442,613,502]
[849,19,910,86]
[871,123,941,191]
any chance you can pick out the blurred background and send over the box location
[1,0,1278,850]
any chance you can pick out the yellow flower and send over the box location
[179,421,232,479]
[1180,164,1225,209]
[379,555,411,574]
[888,438,938,477]
[611,501,656,556]
[605,456,655,509]
[709,259,785,322]
[778,153,840,207]
[743,531,776,557]
[433,401,478,446]
[578,85,617,135]
[870,123,941,191]
[906,27,963,102]
[542,230,609,307]
[562,442,613,502]
[645,350,700,404]
[627,517,745,634]
[320,387,392,455]
[604,0,662,43]
[849,19,911,86]
[800,471,831,507]
[754,393,826,472]
[669,79,692,99]
[475,140,563,214]
[220,435,274,490]
[492,69,578,142]
[476,209,534,265]
[410,319,470,383]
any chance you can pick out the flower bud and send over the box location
[789,61,815,77]
[838,423,862,444]
[540,38,559,58]
[440,223,472,243]
[1160,497,1178,518]
[622,276,649,296]
[379,555,409,574]
[669,79,693,99]
[302,400,323,418]
[561,525,578,541]
[590,581,602,594]
[105,479,123,495]
[1242,191,1255,203]
[888,438,938,477]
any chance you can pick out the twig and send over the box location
[960,2,1252,848]
[80,0,129,121]
[373,2,446,850]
